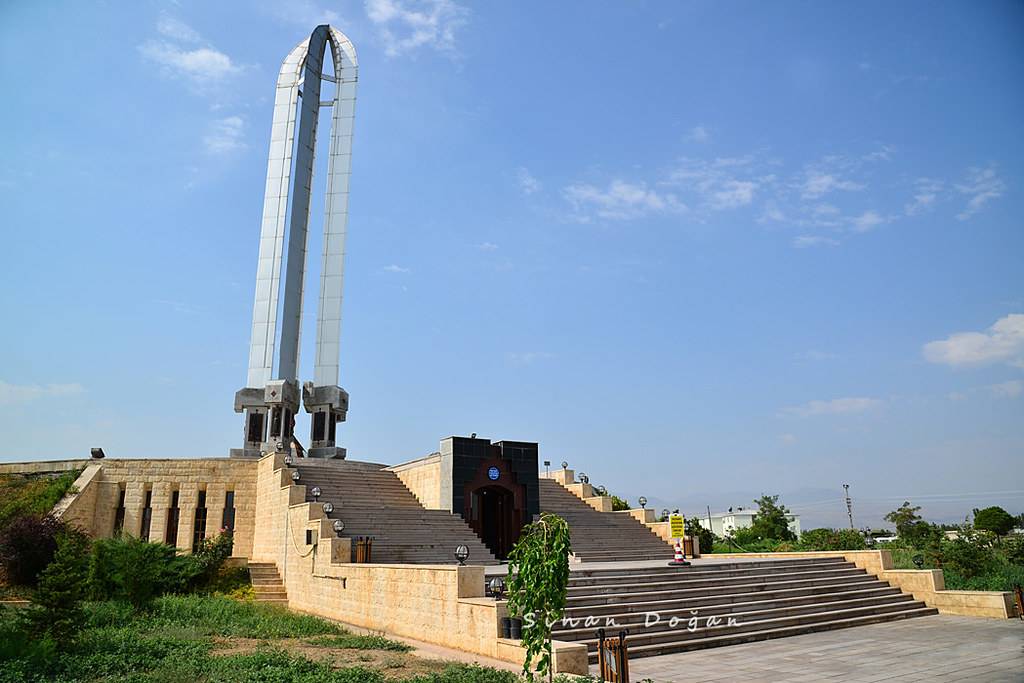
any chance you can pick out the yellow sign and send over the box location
[669,514,685,539]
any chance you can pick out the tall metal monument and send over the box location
[232,25,357,459]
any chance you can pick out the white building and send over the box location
[698,507,801,538]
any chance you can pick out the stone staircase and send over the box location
[293,460,499,565]
[537,478,675,562]
[551,556,938,662]
[248,561,288,606]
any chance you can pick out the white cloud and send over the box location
[203,116,246,154]
[685,125,711,143]
[850,210,887,233]
[779,433,797,445]
[365,0,467,57]
[782,397,882,418]
[956,165,1005,220]
[792,235,839,248]
[140,41,241,86]
[477,242,499,251]
[904,178,943,216]
[800,170,864,199]
[0,381,84,406]
[383,264,411,273]
[710,180,757,210]
[663,156,765,213]
[862,145,894,162]
[517,167,540,195]
[923,314,1024,368]
[157,14,201,43]
[564,179,686,221]
[988,380,1022,398]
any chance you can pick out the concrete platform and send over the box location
[618,615,1024,683]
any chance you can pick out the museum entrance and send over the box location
[462,456,527,560]
[472,486,516,559]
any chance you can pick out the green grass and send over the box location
[0,596,564,682]
[0,470,81,530]
[305,634,413,652]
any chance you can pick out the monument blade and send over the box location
[233,25,357,460]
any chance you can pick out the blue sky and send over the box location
[1,1,1022,529]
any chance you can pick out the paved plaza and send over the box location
[615,615,1024,683]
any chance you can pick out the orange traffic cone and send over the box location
[667,538,691,566]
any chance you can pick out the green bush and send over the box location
[90,535,191,609]
[799,528,867,551]
[1002,534,1024,566]
[188,532,235,592]
[940,526,996,579]
[24,529,91,640]
[684,517,715,557]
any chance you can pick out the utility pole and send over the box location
[843,483,854,530]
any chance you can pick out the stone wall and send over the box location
[4,458,257,557]
[387,454,443,509]
[252,452,588,675]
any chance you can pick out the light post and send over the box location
[454,544,470,566]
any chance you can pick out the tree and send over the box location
[684,516,714,556]
[506,513,572,682]
[26,529,91,639]
[973,506,1015,536]
[885,501,923,538]
[0,514,67,586]
[748,495,797,542]
[591,485,630,512]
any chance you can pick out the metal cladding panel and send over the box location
[243,25,357,391]
[245,36,307,389]
[314,26,358,388]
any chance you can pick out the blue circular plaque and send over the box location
[487,466,500,481]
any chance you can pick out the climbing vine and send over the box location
[505,512,572,681]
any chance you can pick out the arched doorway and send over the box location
[471,486,516,559]
[463,458,526,559]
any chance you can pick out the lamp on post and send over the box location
[291,470,301,482]
[333,519,345,537]
[322,502,334,514]
[283,453,294,466]
[454,544,470,566]
[579,472,589,484]
[488,576,506,600]
[661,508,669,522]
[311,486,321,501]
[561,461,568,470]
[638,496,648,510]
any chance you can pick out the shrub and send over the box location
[90,535,191,609]
[187,532,234,592]
[799,528,867,551]
[973,506,1016,536]
[1002,534,1024,566]
[684,516,715,556]
[0,514,68,586]
[940,525,996,579]
[25,529,91,640]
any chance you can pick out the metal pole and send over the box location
[843,483,854,530]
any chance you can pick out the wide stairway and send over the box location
[538,478,674,562]
[551,556,937,661]
[293,460,498,565]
